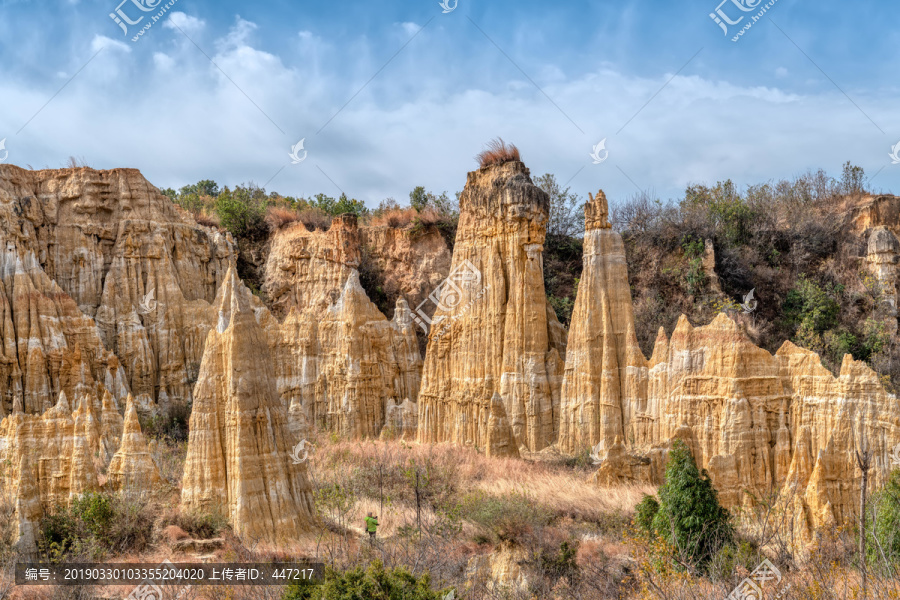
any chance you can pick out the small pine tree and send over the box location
[634,494,660,535]
[649,439,733,571]
[868,469,900,567]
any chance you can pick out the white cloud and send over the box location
[90,35,130,54]
[399,22,420,38]
[153,52,174,70]
[164,11,205,33]
[2,18,896,205]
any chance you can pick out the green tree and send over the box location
[869,469,900,566]
[648,440,733,571]
[409,186,428,212]
[634,494,660,535]
[840,161,866,196]
[180,179,220,198]
[282,561,448,600]
[534,173,584,238]
[214,186,266,239]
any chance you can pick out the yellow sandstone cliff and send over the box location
[180,267,315,542]
[263,215,422,439]
[417,161,566,453]
[560,190,900,536]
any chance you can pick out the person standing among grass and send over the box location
[365,512,379,542]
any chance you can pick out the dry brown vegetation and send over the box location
[4,433,900,599]
[476,138,520,168]
[265,205,301,231]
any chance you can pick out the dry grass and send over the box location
[264,205,300,231]
[297,207,331,232]
[476,137,520,168]
[369,207,419,228]
[193,211,220,229]
[311,437,649,532]
[369,207,444,230]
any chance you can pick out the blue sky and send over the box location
[0,0,898,207]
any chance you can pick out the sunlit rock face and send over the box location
[558,190,646,456]
[0,389,163,550]
[0,165,235,415]
[180,267,315,543]
[417,160,565,453]
[263,215,422,440]
[558,191,900,535]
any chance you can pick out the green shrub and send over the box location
[38,492,155,559]
[538,540,580,583]
[460,491,552,543]
[282,560,448,600]
[869,469,900,567]
[646,440,733,572]
[634,494,660,536]
[215,186,267,239]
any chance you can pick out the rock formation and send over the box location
[263,216,422,439]
[558,190,646,455]
[380,398,419,441]
[485,392,520,459]
[417,161,565,452]
[180,267,314,542]
[866,226,899,329]
[0,165,235,414]
[107,395,162,496]
[560,213,900,535]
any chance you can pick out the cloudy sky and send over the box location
[0,0,898,206]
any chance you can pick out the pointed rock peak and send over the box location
[673,314,694,335]
[12,395,23,414]
[649,327,670,365]
[490,392,505,413]
[342,269,364,296]
[775,340,803,356]
[655,326,668,344]
[624,321,647,365]
[123,395,140,434]
[101,390,117,411]
[54,391,70,414]
[396,296,410,311]
[585,189,611,230]
[839,353,879,380]
[710,312,739,330]
[215,265,252,333]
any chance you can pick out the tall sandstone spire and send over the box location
[180,266,314,543]
[417,160,566,452]
[558,190,647,454]
[558,192,900,536]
